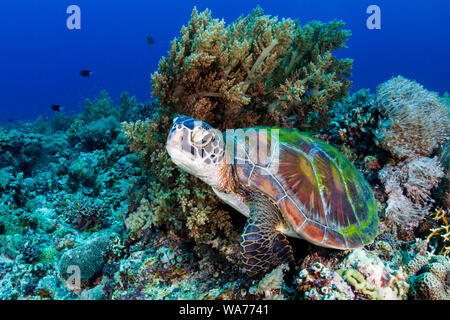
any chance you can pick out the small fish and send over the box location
[146,35,155,46]
[51,104,61,112]
[7,118,14,122]
[80,70,93,77]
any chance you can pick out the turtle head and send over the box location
[166,116,225,187]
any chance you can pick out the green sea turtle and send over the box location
[166,115,379,276]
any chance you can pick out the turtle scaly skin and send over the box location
[166,116,379,276]
[240,192,294,276]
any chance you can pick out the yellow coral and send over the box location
[426,209,450,256]
[337,268,381,299]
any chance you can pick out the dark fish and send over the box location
[7,118,14,122]
[146,35,155,46]
[80,70,93,77]
[51,104,61,112]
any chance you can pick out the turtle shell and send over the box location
[227,127,379,249]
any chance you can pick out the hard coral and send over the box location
[328,89,379,151]
[375,76,449,160]
[426,209,450,257]
[407,255,450,300]
[152,6,352,131]
[62,196,109,232]
[249,263,289,300]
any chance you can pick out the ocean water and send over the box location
[0,0,449,302]
[0,0,449,123]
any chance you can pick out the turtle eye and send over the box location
[191,127,213,147]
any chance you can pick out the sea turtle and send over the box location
[166,115,379,276]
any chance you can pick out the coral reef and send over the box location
[152,6,352,131]
[296,262,355,300]
[437,142,450,208]
[327,89,380,156]
[0,90,143,299]
[59,234,112,285]
[406,254,449,300]
[426,209,449,256]
[0,6,448,302]
[375,76,449,160]
[337,249,409,300]
[249,264,289,300]
[379,157,444,231]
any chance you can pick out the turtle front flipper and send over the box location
[240,193,294,277]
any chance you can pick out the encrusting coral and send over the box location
[123,6,354,244]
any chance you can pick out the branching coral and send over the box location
[62,196,109,232]
[151,6,352,131]
[438,142,450,208]
[375,76,449,160]
[328,89,379,149]
[426,209,450,256]
[379,157,444,230]
[326,89,386,171]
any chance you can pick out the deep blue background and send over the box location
[0,0,449,123]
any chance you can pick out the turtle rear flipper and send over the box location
[240,193,294,276]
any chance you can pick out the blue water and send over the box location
[1,0,449,123]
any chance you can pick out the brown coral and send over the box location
[151,6,352,132]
